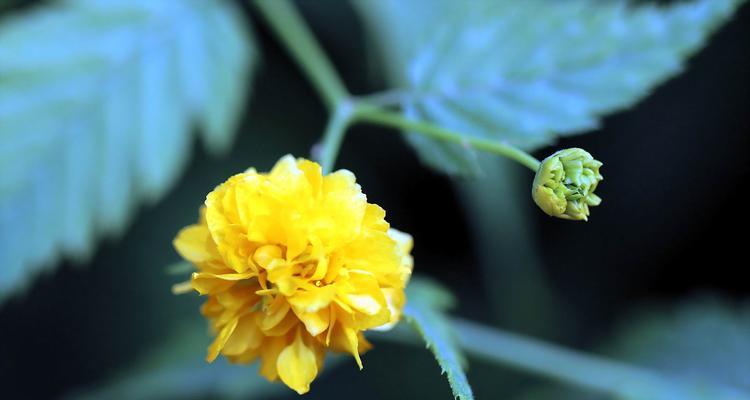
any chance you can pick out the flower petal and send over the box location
[277,331,319,394]
[294,308,330,337]
[223,315,263,355]
[173,225,217,263]
[206,316,238,362]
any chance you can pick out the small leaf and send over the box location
[404,277,475,400]
[0,0,258,303]
[357,0,743,175]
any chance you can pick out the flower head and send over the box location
[173,155,413,394]
[532,148,603,221]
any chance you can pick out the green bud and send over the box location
[532,148,603,221]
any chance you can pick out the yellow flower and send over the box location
[173,155,413,394]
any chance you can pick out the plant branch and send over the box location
[318,102,355,174]
[252,0,541,173]
[253,0,348,110]
[353,104,541,171]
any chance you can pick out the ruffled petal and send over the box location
[277,331,319,395]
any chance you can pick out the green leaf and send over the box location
[67,319,285,400]
[516,297,750,400]
[356,0,743,175]
[0,0,257,303]
[458,155,562,338]
[404,277,475,400]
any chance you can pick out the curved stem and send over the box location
[253,0,348,110]
[353,104,541,171]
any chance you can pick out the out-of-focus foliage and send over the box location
[68,319,287,400]
[403,277,474,400]
[458,156,559,337]
[517,297,750,400]
[356,0,742,175]
[0,0,257,303]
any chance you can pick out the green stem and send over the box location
[319,102,355,174]
[253,0,540,173]
[353,104,541,171]
[253,0,348,110]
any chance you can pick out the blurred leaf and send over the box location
[67,319,286,400]
[404,277,475,400]
[515,297,750,400]
[458,155,562,338]
[0,0,257,303]
[356,0,743,175]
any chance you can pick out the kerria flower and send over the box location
[172,155,413,394]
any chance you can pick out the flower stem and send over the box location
[352,104,541,171]
[253,0,348,110]
[252,0,541,174]
[319,101,355,174]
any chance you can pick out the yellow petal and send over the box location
[332,325,363,369]
[253,245,283,269]
[191,273,235,295]
[207,316,238,362]
[298,158,323,198]
[191,271,255,295]
[343,293,382,315]
[287,285,336,313]
[260,297,290,331]
[173,225,217,263]
[277,331,319,394]
[294,308,330,337]
[262,312,298,337]
[259,336,287,381]
[223,315,263,355]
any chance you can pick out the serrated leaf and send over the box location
[356,0,743,175]
[404,277,475,400]
[0,0,258,303]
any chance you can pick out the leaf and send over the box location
[356,0,743,175]
[404,277,475,400]
[0,0,257,303]
[516,296,750,400]
[458,155,562,337]
[66,319,286,400]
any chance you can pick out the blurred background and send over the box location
[1,1,749,399]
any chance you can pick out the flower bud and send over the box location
[532,148,603,221]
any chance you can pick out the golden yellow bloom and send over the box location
[173,155,413,394]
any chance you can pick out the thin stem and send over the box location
[253,0,348,110]
[353,104,541,171]
[253,0,541,173]
[355,89,409,108]
[318,102,355,174]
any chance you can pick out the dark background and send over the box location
[1,1,748,399]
